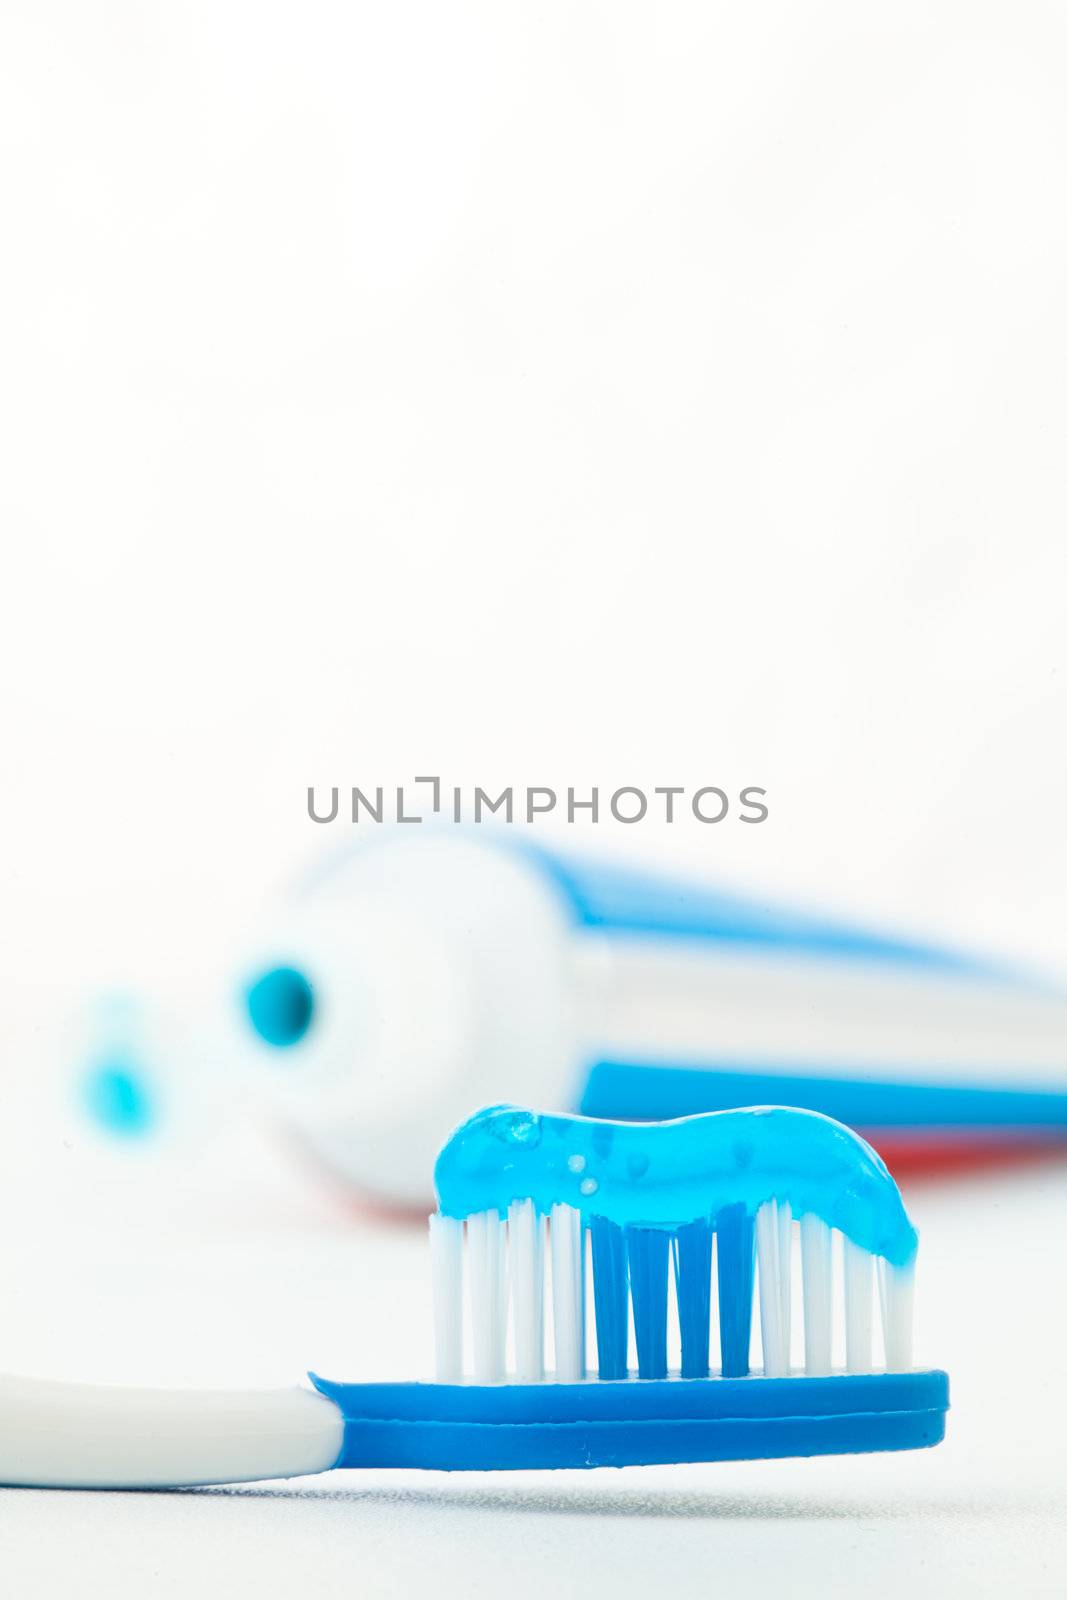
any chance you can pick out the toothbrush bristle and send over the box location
[466,1209,508,1381]
[431,1202,916,1383]
[589,1218,628,1380]
[716,1203,756,1378]
[674,1217,713,1379]
[549,1202,585,1381]
[755,1200,787,1377]
[800,1214,833,1376]
[508,1199,544,1382]
[843,1234,874,1373]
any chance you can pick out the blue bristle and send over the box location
[715,1202,755,1377]
[673,1217,713,1379]
[589,1216,629,1379]
[626,1228,669,1380]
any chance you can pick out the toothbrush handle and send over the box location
[0,1373,342,1489]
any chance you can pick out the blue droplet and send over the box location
[245,966,315,1048]
[83,1062,155,1137]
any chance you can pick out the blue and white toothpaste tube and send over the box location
[233,831,1067,1206]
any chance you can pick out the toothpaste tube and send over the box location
[233,831,1067,1204]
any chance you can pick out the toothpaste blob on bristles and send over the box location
[433,1104,917,1267]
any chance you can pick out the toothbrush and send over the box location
[0,1105,948,1488]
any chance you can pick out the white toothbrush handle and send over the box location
[0,1373,343,1489]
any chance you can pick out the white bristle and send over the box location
[431,1200,917,1387]
[509,1199,545,1381]
[777,1200,792,1367]
[708,1229,720,1373]
[550,1202,585,1381]
[880,1260,915,1372]
[665,1246,681,1374]
[801,1214,833,1376]
[843,1236,874,1373]
[467,1209,507,1381]
[756,1200,788,1377]
[429,1213,464,1381]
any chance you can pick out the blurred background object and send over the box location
[69,830,1067,1206]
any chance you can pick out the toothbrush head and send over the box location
[312,1103,946,1473]
[431,1103,919,1382]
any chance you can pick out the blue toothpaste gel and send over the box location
[434,1105,917,1266]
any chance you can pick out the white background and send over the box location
[3,1,1067,995]
[2,4,1067,1595]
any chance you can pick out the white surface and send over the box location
[1,1117,1066,1596]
